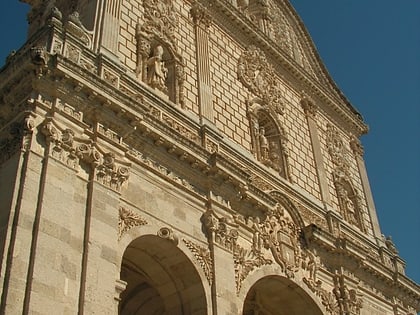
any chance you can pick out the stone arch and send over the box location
[118,227,210,315]
[119,235,209,315]
[239,265,324,315]
[248,100,290,179]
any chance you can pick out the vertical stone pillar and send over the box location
[95,0,122,59]
[301,95,332,207]
[191,3,214,124]
[203,195,239,315]
[349,136,383,242]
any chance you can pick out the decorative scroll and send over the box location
[238,46,284,114]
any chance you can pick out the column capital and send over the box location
[190,2,212,28]
[300,91,317,118]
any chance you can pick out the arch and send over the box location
[119,233,209,315]
[239,265,324,315]
[248,101,290,179]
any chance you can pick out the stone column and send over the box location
[301,95,332,208]
[191,3,214,124]
[350,136,383,242]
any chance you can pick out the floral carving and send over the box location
[183,239,213,284]
[118,207,147,240]
[238,46,284,114]
[234,244,272,294]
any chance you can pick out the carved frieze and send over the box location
[183,239,213,285]
[118,207,147,240]
[238,46,284,114]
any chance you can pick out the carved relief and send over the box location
[157,227,178,245]
[183,239,213,285]
[238,46,284,114]
[118,207,147,240]
[326,124,365,232]
[0,116,35,164]
[233,244,272,293]
[248,103,290,178]
[333,274,363,315]
[136,0,185,105]
[41,119,130,191]
[202,210,238,252]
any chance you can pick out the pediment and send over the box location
[243,0,325,83]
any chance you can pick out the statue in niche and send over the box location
[259,127,269,160]
[147,45,168,93]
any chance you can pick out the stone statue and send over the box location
[147,45,168,93]
[259,127,269,160]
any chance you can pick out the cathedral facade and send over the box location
[0,0,419,314]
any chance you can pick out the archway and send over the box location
[119,235,208,315]
[242,276,323,315]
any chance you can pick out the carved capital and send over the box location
[349,135,364,157]
[190,2,212,27]
[300,91,317,118]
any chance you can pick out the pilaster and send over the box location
[191,3,214,124]
[301,93,332,208]
[350,135,383,243]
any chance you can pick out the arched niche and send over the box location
[119,234,208,315]
[136,35,185,106]
[242,274,324,315]
[334,173,365,232]
[248,101,290,179]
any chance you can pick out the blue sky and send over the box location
[1,1,418,284]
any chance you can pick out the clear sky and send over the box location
[0,1,418,284]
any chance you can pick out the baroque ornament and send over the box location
[183,239,213,285]
[118,207,147,240]
[238,46,284,114]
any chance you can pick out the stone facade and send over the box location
[0,0,419,314]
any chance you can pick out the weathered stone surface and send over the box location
[0,0,418,314]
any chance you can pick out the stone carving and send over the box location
[0,116,35,164]
[30,46,49,77]
[118,207,147,240]
[333,274,363,315]
[183,239,213,285]
[95,152,130,192]
[300,91,317,118]
[190,2,212,27]
[326,124,365,232]
[146,45,168,93]
[157,227,178,245]
[238,46,284,114]
[233,244,272,293]
[202,210,238,252]
[41,119,130,191]
[65,11,92,48]
[136,0,185,105]
[248,206,300,278]
[384,236,398,255]
[349,135,364,157]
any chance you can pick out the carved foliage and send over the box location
[0,116,35,163]
[202,210,238,252]
[118,207,147,240]
[41,119,130,192]
[183,239,213,285]
[238,46,284,114]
